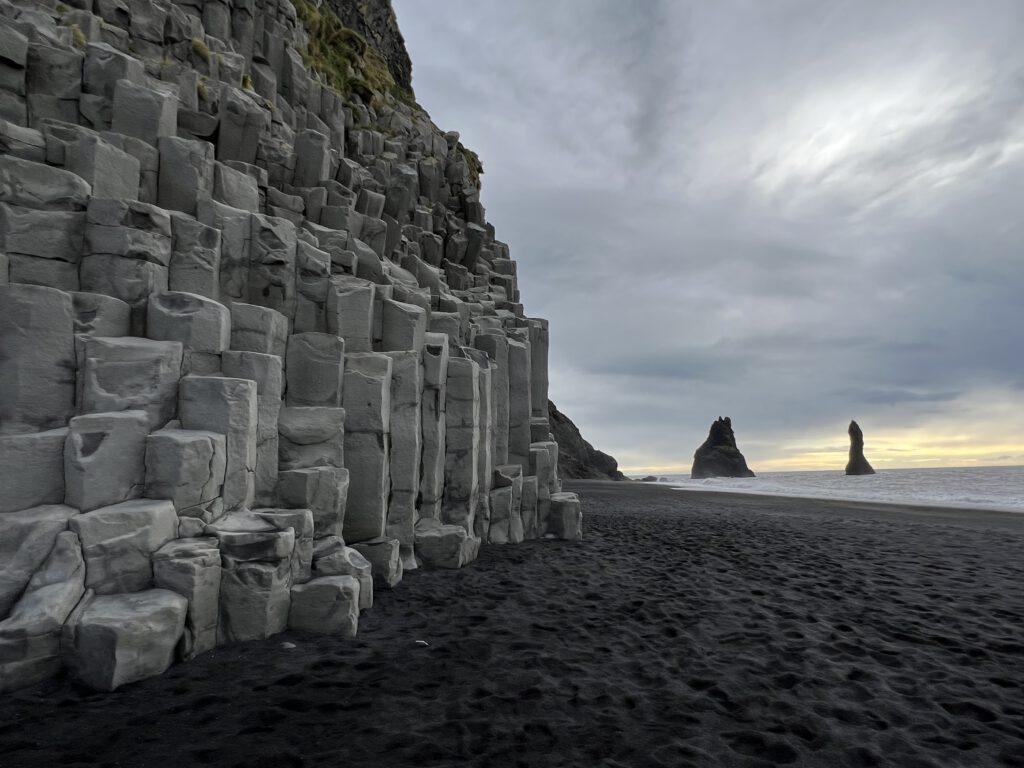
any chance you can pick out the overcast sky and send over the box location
[394,0,1024,473]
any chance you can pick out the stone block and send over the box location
[327,276,374,352]
[158,135,214,215]
[229,301,287,357]
[474,331,510,466]
[285,332,345,407]
[311,539,373,610]
[548,492,583,541]
[278,467,349,540]
[350,537,402,590]
[0,284,75,434]
[144,429,226,511]
[213,162,258,212]
[64,410,148,512]
[0,203,84,263]
[442,357,479,534]
[198,198,250,302]
[414,518,479,570]
[507,337,532,469]
[169,212,221,299]
[521,476,540,540]
[217,86,268,165]
[78,336,182,428]
[342,431,389,545]
[292,129,331,187]
[0,530,85,692]
[85,197,171,265]
[111,78,176,146]
[147,291,230,355]
[0,430,67,513]
[0,505,77,618]
[63,589,187,691]
[294,240,331,333]
[342,352,392,434]
[419,333,449,520]
[178,376,257,511]
[0,154,90,210]
[69,499,178,594]
[248,212,296,320]
[79,255,167,336]
[221,350,283,505]
[277,406,345,471]
[71,291,131,337]
[288,576,359,637]
[152,538,221,660]
[380,298,426,352]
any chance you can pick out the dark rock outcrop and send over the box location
[845,420,876,475]
[548,401,626,481]
[691,417,755,479]
[327,0,414,94]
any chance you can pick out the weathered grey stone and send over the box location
[215,558,291,644]
[0,284,75,434]
[79,254,167,335]
[64,410,148,512]
[229,301,287,357]
[507,336,532,469]
[71,291,131,337]
[144,429,226,511]
[350,537,402,590]
[442,357,479,534]
[65,132,140,200]
[285,332,345,407]
[277,406,345,471]
[82,42,144,103]
[0,430,67,513]
[547,492,583,541]
[63,589,187,691]
[0,203,84,263]
[78,336,182,428]
[158,135,214,215]
[213,162,258,212]
[0,530,85,693]
[111,78,176,146]
[474,331,509,466]
[311,539,373,610]
[293,129,331,187]
[178,376,257,511]
[248,212,296,320]
[380,298,426,352]
[383,351,422,567]
[278,467,349,540]
[491,464,524,545]
[327,276,375,352]
[521,475,539,540]
[342,353,392,434]
[414,518,479,570]
[147,291,230,354]
[0,505,77,618]
[152,538,220,660]
[169,212,221,299]
[294,240,331,333]
[221,350,283,505]
[288,576,359,637]
[69,499,178,594]
[198,198,250,302]
[527,318,550,418]
[419,333,449,520]
[251,508,314,585]
[217,86,268,165]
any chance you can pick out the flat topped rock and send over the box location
[845,420,876,476]
[691,417,755,479]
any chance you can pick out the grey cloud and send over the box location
[395,0,1024,469]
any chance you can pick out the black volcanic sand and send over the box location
[3,482,1024,768]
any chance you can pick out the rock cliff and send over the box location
[691,417,756,479]
[547,401,626,481]
[0,0,581,693]
[845,420,876,475]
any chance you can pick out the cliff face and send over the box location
[0,0,581,693]
[548,401,626,481]
[326,0,413,94]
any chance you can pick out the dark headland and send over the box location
[4,482,1023,767]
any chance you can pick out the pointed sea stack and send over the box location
[691,417,756,479]
[845,420,876,475]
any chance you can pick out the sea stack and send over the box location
[845,420,876,475]
[691,417,756,479]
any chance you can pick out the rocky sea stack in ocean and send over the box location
[845,420,876,475]
[0,0,582,693]
[691,417,756,479]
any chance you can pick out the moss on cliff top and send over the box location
[294,0,411,106]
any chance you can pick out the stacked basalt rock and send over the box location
[0,0,582,693]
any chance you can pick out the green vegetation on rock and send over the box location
[294,0,410,106]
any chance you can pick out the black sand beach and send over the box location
[3,481,1024,768]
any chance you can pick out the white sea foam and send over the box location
[656,466,1024,512]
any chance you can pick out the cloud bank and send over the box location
[394,0,1024,472]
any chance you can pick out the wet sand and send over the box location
[2,481,1023,767]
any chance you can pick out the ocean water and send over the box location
[650,466,1024,512]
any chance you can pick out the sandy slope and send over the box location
[2,482,1023,767]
